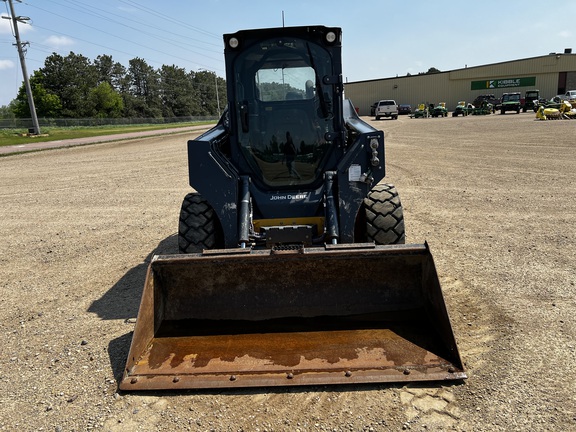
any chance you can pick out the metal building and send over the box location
[344,49,576,115]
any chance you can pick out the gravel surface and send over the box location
[1,113,575,431]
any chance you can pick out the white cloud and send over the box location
[44,35,74,49]
[1,13,33,35]
[1,13,13,34]
[0,59,15,70]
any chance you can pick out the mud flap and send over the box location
[120,243,466,390]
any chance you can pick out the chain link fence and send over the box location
[0,116,218,129]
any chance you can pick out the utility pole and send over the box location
[4,0,41,134]
[214,73,221,117]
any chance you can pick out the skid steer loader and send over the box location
[120,26,465,391]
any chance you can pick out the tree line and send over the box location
[6,52,226,119]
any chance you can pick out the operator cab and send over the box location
[226,28,342,189]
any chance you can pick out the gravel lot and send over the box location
[1,112,575,431]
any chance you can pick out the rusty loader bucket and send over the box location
[120,243,466,390]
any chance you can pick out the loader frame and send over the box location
[185,26,386,248]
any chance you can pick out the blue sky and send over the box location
[1,0,575,107]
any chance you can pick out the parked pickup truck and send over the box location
[374,99,398,120]
[564,90,576,100]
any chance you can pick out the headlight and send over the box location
[325,31,337,43]
[228,37,239,49]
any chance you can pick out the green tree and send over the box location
[87,82,124,118]
[9,51,227,119]
[94,54,128,93]
[419,67,441,75]
[126,57,162,118]
[39,52,99,117]
[159,65,199,117]
[194,70,225,116]
[12,70,62,118]
[0,102,16,119]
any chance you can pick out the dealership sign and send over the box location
[471,77,536,90]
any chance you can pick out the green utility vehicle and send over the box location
[523,90,539,112]
[452,101,472,117]
[500,92,522,114]
[431,102,448,117]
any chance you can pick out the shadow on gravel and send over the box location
[109,333,133,381]
[113,379,465,397]
[88,234,179,381]
[88,234,179,321]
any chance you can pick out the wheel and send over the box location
[178,192,224,253]
[375,116,380,120]
[501,109,505,115]
[363,183,405,244]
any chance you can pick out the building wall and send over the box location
[344,53,576,115]
[567,71,576,91]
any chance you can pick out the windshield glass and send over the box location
[256,66,316,101]
[233,37,335,188]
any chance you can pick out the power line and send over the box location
[48,0,223,58]
[18,1,225,75]
[56,0,222,51]
[117,0,220,39]
[25,5,223,69]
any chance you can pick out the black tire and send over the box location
[178,192,224,253]
[363,183,405,244]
